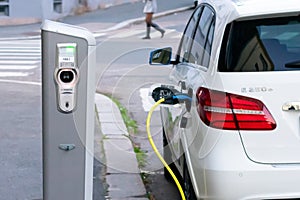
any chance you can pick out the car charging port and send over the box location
[151,86,192,106]
[152,86,179,104]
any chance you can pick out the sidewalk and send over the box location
[95,94,148,200]
[0,0,191,40]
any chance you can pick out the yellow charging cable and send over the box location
[146,98,186,200]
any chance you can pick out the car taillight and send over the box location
[196,87,276,130]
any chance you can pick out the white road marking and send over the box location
[0,79,41,86]
[0,39,40,77]
[0,52,40,56]
[108,29,179,39]
[0,72,30,77]
[139,87,159,112]
[0,56,41,60]
[0,65,38,70]
[0,49,40,53]
[0,60,38,65]
[109,29,145,39]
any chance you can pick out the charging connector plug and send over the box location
[152,86,179,104]
[151,86,192,105]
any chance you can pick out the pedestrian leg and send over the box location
[151,22,165,38]
[142,23,151,39]
[142,13,153,39]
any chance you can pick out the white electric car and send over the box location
[149,0,300,199]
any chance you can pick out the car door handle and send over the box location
[282,102,300,111]
[178,81,186,90]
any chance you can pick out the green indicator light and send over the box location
[66,46,75,53]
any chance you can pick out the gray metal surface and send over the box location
[41,20,95,200]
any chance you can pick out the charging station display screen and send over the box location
[57,43,77,66]
[60,46,75,56]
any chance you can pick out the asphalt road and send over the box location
[0,38,42,199]
[0,80,42,199]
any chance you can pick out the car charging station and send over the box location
[41,20,96,200]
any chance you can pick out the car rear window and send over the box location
[218,15,300,72]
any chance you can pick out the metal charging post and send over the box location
[41,20,96,200]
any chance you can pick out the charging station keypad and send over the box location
[55,43,79,113]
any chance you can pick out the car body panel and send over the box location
[151,0,300,199]
[218,72,300,164]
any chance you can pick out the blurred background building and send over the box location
[0,0,137,25]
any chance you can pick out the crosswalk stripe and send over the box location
[0,60,39,65]
[0,46,40,49]
[108,28,180,39]
[0,40,40,44]
[0,52,40,56]
[0,49,40,53]
[170,34,182,39]
[0,56,41,60]
[150,31,164,38]
[108,29,145,39]
[0,72,30,77]
[0,65,38,70]
[0,39,40,77]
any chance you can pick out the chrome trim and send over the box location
[282,102,300,111]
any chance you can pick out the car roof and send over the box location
[202,0,300,21]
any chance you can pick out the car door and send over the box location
[161,6,202,165]
[166,5,216,164]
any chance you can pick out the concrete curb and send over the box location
[95,93,148,200]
